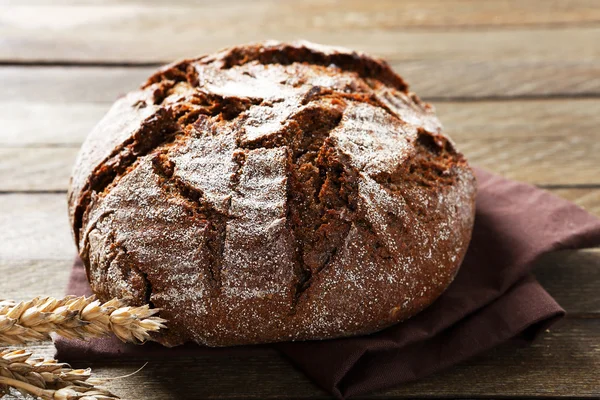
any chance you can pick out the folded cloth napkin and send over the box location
[55,168,600,399]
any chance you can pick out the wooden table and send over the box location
[1,1,599,398]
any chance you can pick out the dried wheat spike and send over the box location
[0,348,119,399]
[0,296,166,345]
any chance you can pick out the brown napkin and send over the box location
[55,168,600,399]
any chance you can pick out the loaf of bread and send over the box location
[68,41,476,346]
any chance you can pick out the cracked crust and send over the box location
[68,41,476,346]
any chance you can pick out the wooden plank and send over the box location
[0,259,73,301]
[0,194,75,261]
[0,148,75,191]
[3,319,597,399]
[3,62,600,108]
[3,98,599,147]
[436,99,600,140]
[3,0,600,30]
[1,3,599,65]
[0,102,109,147]
[458,136,600,187]
[400,59,600,99]
[1,135,599,191]
[0,67,149,104]
[535,249,600,316]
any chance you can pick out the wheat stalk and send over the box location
[0,296,166,345]
[0,348,118,399]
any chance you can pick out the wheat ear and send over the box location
[0,348,118,399]
[0,296,166,345]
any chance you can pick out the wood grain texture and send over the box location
[4,0,600,29]
[0,194,75,261]
[1,135,599,191]
[0,259,73,301]
[0,102,108,146]
[1,67,149,104]
[398,59,600,99]
[2,319,596,399]
[1,4,599,64]
[436,99,600,140]
[535,250,600,316]
[459,136,600,186]
[3,98,599,147]
[3,63,600,105]
[0,148,75,191]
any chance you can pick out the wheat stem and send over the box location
[0,348,119,399]
[0,376,50,399]
[0,375,118,399]
[0,296,166,345]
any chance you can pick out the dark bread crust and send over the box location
[68,41,476,346]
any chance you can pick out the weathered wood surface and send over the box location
[0,194,73,261]
[1,3,600,64]
[4,0,600,29]
[0,259,73,301]
[0,102,108,146]
[3,63,600,106]
[3,97,600,146]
